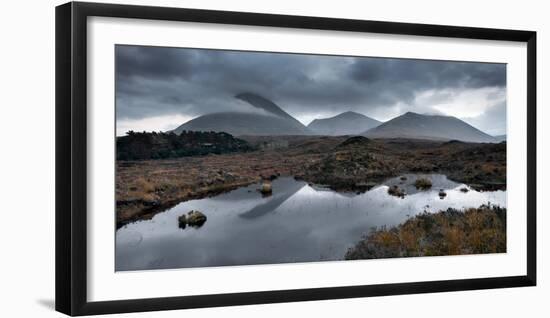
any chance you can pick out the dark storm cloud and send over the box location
[115,45,506,134]
[351,58,505,87]
[116,45,194,79]
[350,58,505,101]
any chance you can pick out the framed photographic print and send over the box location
[55,1,536,316]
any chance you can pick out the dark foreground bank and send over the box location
[345,204,506,259]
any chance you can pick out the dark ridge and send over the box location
[338,136,371,147]
[443,139,465,145]
[116,130,253,160]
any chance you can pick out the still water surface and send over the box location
[116,174,506,271]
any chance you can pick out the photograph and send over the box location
[114,45,507,271]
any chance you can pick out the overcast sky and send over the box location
[116,45,506,136]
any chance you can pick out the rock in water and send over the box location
[260,181,272,196]
[178,210,207,228]
[414,177,432,190]
[187,210,207,227]
[178,214,187,229]
[388,185,405,198]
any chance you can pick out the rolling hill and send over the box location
[307,111,381,136]
[363,112,497,143]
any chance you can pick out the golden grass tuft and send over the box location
[345,204,506,260]
[414,177,432,190]
[135,177,155,193]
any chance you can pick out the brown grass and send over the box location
[387,185,405,198]
[116,137,506,226]
[115,143,325,226]
[414,177,432,190]
[345,204,506,259]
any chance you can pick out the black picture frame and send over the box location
[55,1,537,316]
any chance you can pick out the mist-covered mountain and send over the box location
[307,111,382,136]
[235,93,299,123]
[363,112,497,143]
[172,112,311,136]
[173,93,311,136]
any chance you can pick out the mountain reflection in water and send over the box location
[116,175,506,271]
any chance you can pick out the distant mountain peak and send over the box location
[403,111,437,118]
[172,112,310,136]
[172,93,311,136]
[363,112,497,143]
[341,110,360,115]
[235,92,268,102]
[308,111,381,136]
[338,111,364,118]
[403,111,451,118]
[235,92,296,121]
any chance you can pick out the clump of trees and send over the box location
[117,130,253,160]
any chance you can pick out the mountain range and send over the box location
[172,93,499,143]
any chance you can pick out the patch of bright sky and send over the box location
[116,114,195,136]
[421,87,506,119]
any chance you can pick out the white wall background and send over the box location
[0,0,547,316]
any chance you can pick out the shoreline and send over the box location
[116,170,505,228]
[116,137,506,227]
[116,178,260,228]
